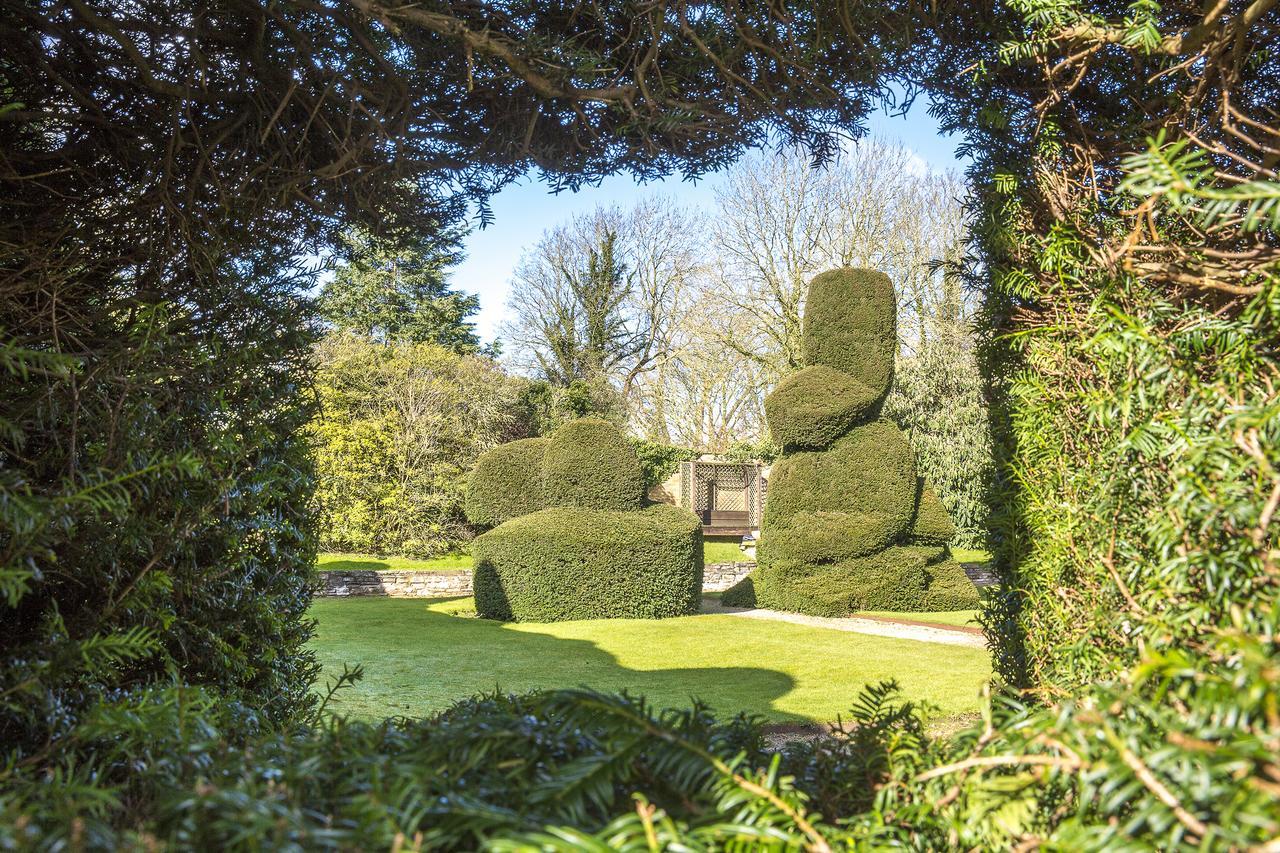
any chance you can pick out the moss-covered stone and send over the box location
[464,437,548,528]
[541,417,645,512]
[473,505,703,621]
[801,268,896,399]
[765,364,881,450]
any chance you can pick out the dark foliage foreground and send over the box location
[2,649,1276,850]
[2,0,1276,849]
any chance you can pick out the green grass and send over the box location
[318,552,472,572]
[950,548,991,564]
[310,597,991,724]
[703,537,751,563]
[856,609,979,628]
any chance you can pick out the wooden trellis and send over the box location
[678,461,766,534]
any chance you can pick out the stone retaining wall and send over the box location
[702,561,755,591]
[318,569,472,598]
[316,561,758,598]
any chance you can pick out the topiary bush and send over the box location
[906,480,956,545]
[764,422,917,538]
[464,437,549,528]
[726,547,972,617]
[764,365,881,450]
[473,505,703,621]
[801,268,897,398]
[541,417,645,511]
[747,268,977,615]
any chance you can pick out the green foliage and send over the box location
[473,505,703,621]
[722,436,781,464]
[885,328,995,549]
[985,281,1280,688]
[628,438,697,490]
[542,229,634,384]
[800,268,897,399]
[760,421,920,579]
[465,437,549,528]
[518,378,628,437]
[0,679,944,851]
[907,480,957,545]
[764,364,880,450]
[8,643,1277,850]
[312,333,531,556]
[737,547,977,616]
[1121,131,1280,234]
[9,0,1277,848]
[317,229,482,352]
[541,418,645,512]
[0,298,321,767]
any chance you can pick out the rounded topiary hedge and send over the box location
[741,267,976,616]
[801,268,896,399]
[764,420,917,545]
[764,365,880,450]
[541,417,645,512]
[472,505,703,621]
[722,545,978,616]
[465,437,549,528]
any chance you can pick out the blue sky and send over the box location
[454,102,965,344]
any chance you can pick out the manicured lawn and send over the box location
[857,609,979,628]
[310,597,991,724]
[951,548,991,564]
[318,552,472,572]
[704,536,751,563]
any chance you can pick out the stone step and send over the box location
[962,562,1000,587]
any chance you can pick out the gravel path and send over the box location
[702,598,987,649]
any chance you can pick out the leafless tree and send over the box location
[500,198,700,405]
[630,296,770,448]
[702,138,972,383]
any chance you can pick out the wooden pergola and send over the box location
[678,460,767,536]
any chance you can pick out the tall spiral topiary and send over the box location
[723,268,978,616]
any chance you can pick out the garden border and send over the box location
[316,561,757,598]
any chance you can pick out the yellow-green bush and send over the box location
[541,417,645,511]
[464,437,548,527]
[473,505,703,621]
[313,333,532,555]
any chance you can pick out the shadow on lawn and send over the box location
[313,597,805,724]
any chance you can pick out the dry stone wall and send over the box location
[702,562,755,592]
[316,562,757,598]
[318,570,472,598]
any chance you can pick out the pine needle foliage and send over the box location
[4,0,1278,849]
